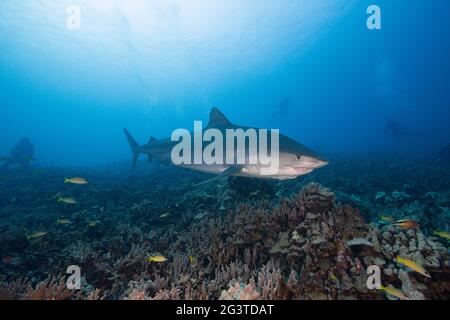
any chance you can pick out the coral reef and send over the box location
[0,159,449,300]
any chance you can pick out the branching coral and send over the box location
[1,175,449,300]
[23,278,78,300]
[220,280,261,300]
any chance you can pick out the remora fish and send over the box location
[124,108,328,185]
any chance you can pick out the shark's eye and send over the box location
[296,155,302,161]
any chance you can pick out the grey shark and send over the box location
[124,108,328,185]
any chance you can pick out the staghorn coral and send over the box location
[132,182,448,300]
[220,280,261,300]
[23,277,79,300]
[86,288,104,300]
[0,278,31,300]
[151,288,182,300]
[0,163,449,300]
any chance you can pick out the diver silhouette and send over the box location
[385,120,420,140]
[272,97,292,118]
[0,138,36,170]
[438,143,450,164]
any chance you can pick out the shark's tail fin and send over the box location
[123,129,139,169]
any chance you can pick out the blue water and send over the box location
[1,0,449,166]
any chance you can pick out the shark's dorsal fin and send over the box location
[148,137,158,144]
[208,107,232,127]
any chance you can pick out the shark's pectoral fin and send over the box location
[193,166,243,187]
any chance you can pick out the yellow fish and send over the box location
[395,256,431,278]
[27,231,48,240]
[64,177,88,185]
[394,219,420,230]
[380,215,395,223]
[58,197,77,204]
[159,213,170,219]
[56,219,72,225]
[88,221,98,227]
[189,255,196,264]
[433,231,450,240]
[329,273,338,282]
[380,285,408,300]
[148,255,167,263]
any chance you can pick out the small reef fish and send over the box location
[395,256,431,278]
[58,197,77,204]
[148,255,167,263]
[433,231,450,240]
[56,219,72,225]
[328,272,339,285]
[380,215,395,223]
[189,255,196,265]
[394,219,420,230]
[27,231,48,240]
[64,177,88,185]
[88,221,98,227]
[329,274,338,282]
[380,285,408,300]
[159,213,170,219]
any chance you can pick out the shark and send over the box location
[124,108,328,185]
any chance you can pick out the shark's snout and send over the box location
[298,155,329,169]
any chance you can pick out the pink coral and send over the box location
[220,281,261,300]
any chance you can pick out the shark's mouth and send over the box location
[295,167,315,174]
[278,167,315,176]
[298,156,329,169]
